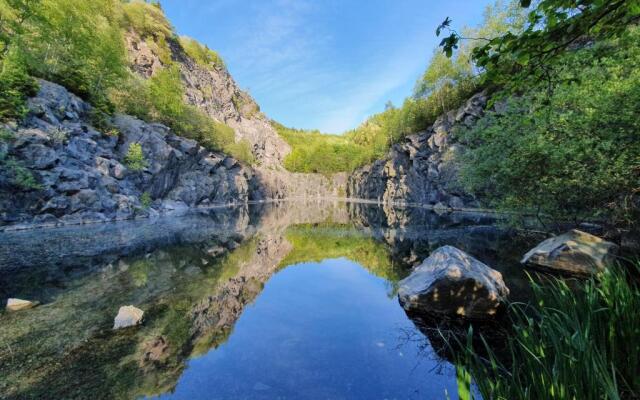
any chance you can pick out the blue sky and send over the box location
[160,0,494,133]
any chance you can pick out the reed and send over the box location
[451,263,640,400]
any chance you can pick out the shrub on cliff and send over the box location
[124,143,147,171]
[111,65,253,163]
[179,36,225,70]
[122,0,174,65]
[0,0,252,165]
[121,0,173,39]
[342,0,527,162]
[0,49,38,122]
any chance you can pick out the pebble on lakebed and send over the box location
[6,298,39,312]
[113,305,144,330]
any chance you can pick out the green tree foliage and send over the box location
[13,0,127,105]
[112,65,240,159]
[179,36,225,70]
[457,28,640,226]
[0,0,252,164]
[438,0,640,88]
[225,139,255,165]
[121,0,173,39]
[274,122,373,175]
[0,48,38,121]
[341,1,526,164]
[121,0,174,64]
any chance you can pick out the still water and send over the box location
[0,201,534,399]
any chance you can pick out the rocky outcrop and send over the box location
[522,229,619,275]
[125,32,347,199]
[348,93,488,209]
[0,80,258,230]
[126,32,290,170]
[253,170,347,200]
[398,246,509,319]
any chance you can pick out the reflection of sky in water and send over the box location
[1,202,523,399]
[156,258,458,400]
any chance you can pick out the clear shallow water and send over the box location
[0,201,535,400]
[158,259,456,400]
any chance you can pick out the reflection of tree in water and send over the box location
[279,223,406,287]
[347,202,539,302]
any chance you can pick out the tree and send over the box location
[456,27,640,227]
[437,0,640,87]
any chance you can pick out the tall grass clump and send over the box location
[453,263,640,400]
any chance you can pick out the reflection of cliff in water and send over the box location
[347,202,537,301]
[0,201,386,399]
[0,201,534,399]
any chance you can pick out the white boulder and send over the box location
[113,305,144,330]
[6,298,38,312]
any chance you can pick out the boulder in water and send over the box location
[521,230,618,275]
[6,298,39,312]
[398,246,509,319]
[113,305,144,330]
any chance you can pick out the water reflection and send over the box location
[0,201,536,399]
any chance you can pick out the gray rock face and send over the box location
[398,246,509,319]
[252,169,347,200]
[126,32,291,170]
[0,80,259,230]
[521,229,619,275]
[113,305,144,329]
[348,93,488,209]
[6,298,38,312]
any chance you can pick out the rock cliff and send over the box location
[126,32,345,199]
[347,93,488,209]
[0,80,258,230]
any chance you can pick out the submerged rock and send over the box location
[398,246,509,319]
[113,305,144,330]
[521,229,619,275]
[6,298,39,312]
